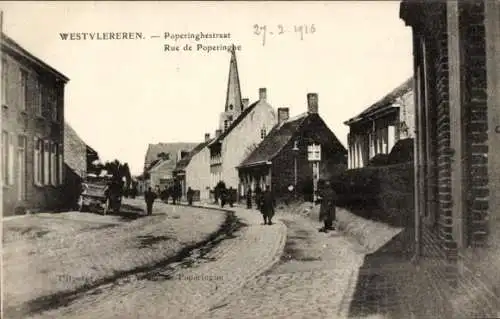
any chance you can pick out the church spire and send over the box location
[224,45,243,112]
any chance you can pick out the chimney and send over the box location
[307,93,318,114]
[259,88,267,102]
[277,107,290,125]
[205,133,210,142]
[242,98,249,109]
[215,129,222,138]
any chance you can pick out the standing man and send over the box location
[187,187,194,206]
[318,180,337,232]
[144,187,157,216]
[228,187,235,208]
[246,186,252,209]
[220,186,227,208]
[254,184,262,210]
[260,185,275,225]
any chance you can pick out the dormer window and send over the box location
[260,128,266,139]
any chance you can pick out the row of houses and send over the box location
[141,47,352,202]
[1,32,101,216]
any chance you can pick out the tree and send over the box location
[102,159,132,195]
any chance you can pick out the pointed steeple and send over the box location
[224,45,243,113]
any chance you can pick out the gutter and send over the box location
[344,106,399,126]
[237,160,272,169]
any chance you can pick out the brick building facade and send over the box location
[238,93,347,202]
[1,33,69,216]
[401,0,500,316]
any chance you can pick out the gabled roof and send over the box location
[344,77,413,126]
[1,32,69,82]
[64,122,87,176]
[144,142,198,169]
[238,113,309,167]
[174,138,213,172]
[209,101,259,146]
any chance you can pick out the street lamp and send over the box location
[292,140,299,199]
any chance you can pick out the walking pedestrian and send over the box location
[246,186,252,209]
[318,180,337,232]
[220,187,227,208]
[228,187,235,207]
[144,187,157,215]
[187,187,194,205]
[260,185,275,225]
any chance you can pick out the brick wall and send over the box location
[461,1,489,248]
[1,48,66,215]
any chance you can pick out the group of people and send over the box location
[144,178,338,233]
[213,182,236,208]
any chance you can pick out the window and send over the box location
[17,135,27,200]
[44,140,50,185]
[19,69,27,111]
[1,59,7,106]
[34,137,43,185]
[50,87,58,122]
[229,104,233,110]
[35,81,43,116]
[307,143,321,161]
[51,142,57,185]
[260,128,266,139]
[224,120,229,131]
[58,145,63,185]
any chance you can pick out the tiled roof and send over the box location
[2,32,69,82]
[64,122,87,177]
[209,101,259,146]
[239,113,308,167]
[174,138,213,172]
[344,77,413,125]
[144,142,198,170]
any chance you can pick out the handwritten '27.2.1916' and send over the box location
[253,24,316,46]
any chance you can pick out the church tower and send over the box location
[219,45,243,132]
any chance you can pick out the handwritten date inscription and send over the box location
[253,24,316,46]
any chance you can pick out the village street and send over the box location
[1,198,404,319]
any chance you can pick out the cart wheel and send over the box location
[103,199,110,215]
[78,196,85,212]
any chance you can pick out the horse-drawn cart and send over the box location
[78,174,122,215]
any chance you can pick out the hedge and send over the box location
[333,162,414,227]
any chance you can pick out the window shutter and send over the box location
[58,145,63,185]
[44,140,50,185]
[51,143,57,185]
[34,137,39,185]
[8,134,14,185]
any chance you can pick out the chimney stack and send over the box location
[204,133,210,142]
[307,93,318,114]
[259,88,267,102]
[277,107,290,125]
[215,129,222,138]
[242,98,249,109]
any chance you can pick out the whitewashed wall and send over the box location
[222,101,277,189]
[186,147,211,200]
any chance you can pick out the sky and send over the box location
[2,1,413,175]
